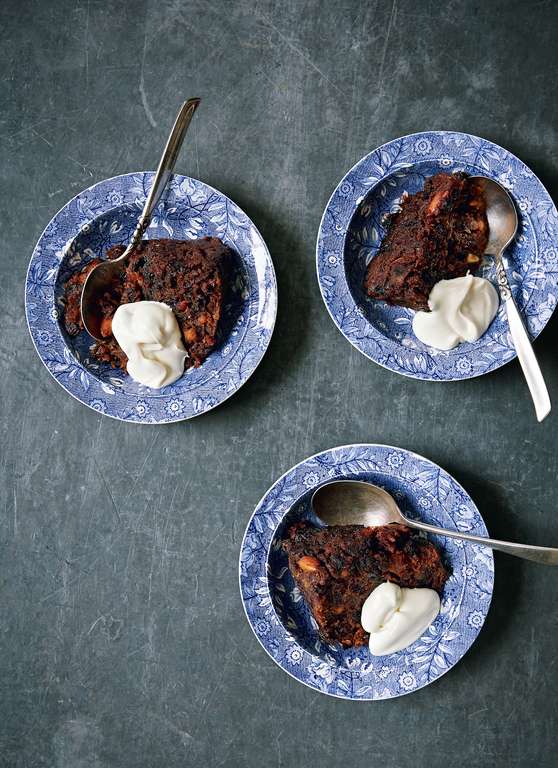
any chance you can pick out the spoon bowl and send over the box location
[472,176,518,256]
[311,479,558,565]
[80,258,127,340]
[311,479,401,527]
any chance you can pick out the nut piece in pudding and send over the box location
[297,555,321,573]
[282,522,448,648]
[364,172,489,311]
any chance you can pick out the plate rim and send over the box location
[315,129,558,382]
[25,171,278,424]
[239,442,494,700]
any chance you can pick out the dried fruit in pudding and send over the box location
[62,237,231,371]
[364,172,489,311]
[282,522,448,647]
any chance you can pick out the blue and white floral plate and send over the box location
[239,444,494,700]
[25,173,277,422]
[317,131,558,381]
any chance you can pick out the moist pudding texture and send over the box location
[364,172,489,311]
[63,237,231,371]
[282,522,449,647]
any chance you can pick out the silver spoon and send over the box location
[312,479,558,565]
[472,176,551,422]
[80,98,200,340]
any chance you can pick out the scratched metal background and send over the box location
[2,0,558,765]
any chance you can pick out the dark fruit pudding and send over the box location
[282,522,448,647]
[62,237,231,370]
[364,173,489,311]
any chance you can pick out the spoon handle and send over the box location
[406,517,558,565]
[495,253,551,422]
[128,98,201,250]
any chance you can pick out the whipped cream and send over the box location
[361,581,440,656]
[111,301,188,389]
[412,274,499,350]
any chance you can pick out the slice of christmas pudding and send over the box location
[282,522,448,647]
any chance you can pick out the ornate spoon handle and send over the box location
[494,253,550,422]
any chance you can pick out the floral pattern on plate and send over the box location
[25,173,277,422]
[239,444,494,700]
[316,131,558,381]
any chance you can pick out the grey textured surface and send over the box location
[2,0,558,765]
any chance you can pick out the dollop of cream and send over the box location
[361,582,440,656]
[111,301,187,389]
[412,274,499,350]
